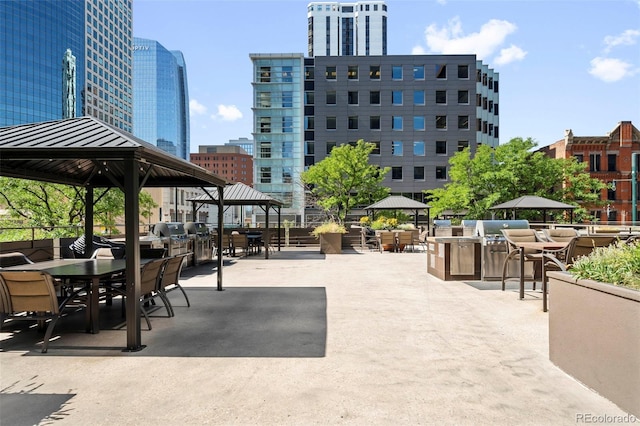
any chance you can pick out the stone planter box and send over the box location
[319,233,343,254]
[547,271,640,417]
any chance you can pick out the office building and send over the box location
[227,137,254,156]
[251,53,499,222]
[540,121,640,223]
[0,0,133,131]
[191,145,253,186]
[133,37,190,159]
[307,1,387,56]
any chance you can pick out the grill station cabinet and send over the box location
[475,220,533,281]
[426,236,481,281]
[185,222,213,265]
[151,222,190,259]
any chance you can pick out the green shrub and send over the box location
[311,221,347,238]
[570,239,640,291]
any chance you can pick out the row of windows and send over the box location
[318,64,471,81]
[303,140,469,156]
[304,115,472,131]
[574,153,618,172]
[391,166,447,181]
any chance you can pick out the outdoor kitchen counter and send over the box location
[426,236,481,281]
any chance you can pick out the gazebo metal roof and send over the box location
[0,116,227,351]
[490,195,577,222]
[364,195,431,228]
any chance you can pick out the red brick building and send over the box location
[540,121,640,223]
[190,145,253,186]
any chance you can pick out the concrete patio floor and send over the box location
[0,247,632,425]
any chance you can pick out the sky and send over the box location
[133,0,640,152]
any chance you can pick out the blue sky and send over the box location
[133,0,640,152]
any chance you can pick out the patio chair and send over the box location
[231,233,249,257]
[360,227,378,251]
[541,228,579,263]
[397,231,414,252]
[158,254,189,317]
[0,270,83,353]
[378,231,397,253]
[500,229,543,291]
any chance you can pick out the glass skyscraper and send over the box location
[133,37,190,159]
[0,0,133,131]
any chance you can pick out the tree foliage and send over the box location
[0,177,158,238]
[424,137,606,222]
[301,140,390,224]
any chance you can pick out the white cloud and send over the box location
[494,44,527,65]
[588,57,636,82]
[603,29,640,53]
[422,17,522,62]
[189,99,207,116]
[213,104,243,122]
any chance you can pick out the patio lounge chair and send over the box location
[500,229,543,291]
[159,254,190,317]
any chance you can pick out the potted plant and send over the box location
[311,222,347,254]
[547,239,640,417]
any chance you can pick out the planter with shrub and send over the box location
[547,239,640,417]
[312,222,347,254]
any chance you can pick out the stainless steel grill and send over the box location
[185,222,212,265]
[475,220,531,281]
[151,222,189,257]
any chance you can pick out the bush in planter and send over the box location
[311,221,347,238]
[312,222,347,254]
[569,239,640,290]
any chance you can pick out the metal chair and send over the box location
[0,270,83,353]
[231,233,249,257]
[158,254,189,317]
[397,231,414,252]
[500,229,543,292]
[0,252,34,268]
[378,231,397,253]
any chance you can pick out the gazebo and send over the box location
[490,195,577,222]
[364,195,431,229]
[188,182,284,259]
[0,116,228,351]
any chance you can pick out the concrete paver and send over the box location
[0,247,632,425]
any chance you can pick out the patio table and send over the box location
[514,241,568,312]
[3,258,127,333]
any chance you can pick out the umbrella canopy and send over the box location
[364,195,431,228]
[490,196,576,222]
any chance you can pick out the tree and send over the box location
[425,137,607,221]
[0,177,159,238]
[301,140,390,224]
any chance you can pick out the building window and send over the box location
[414,116,425,131]
[260,117,271,133]
[283,167,293,183]
[260,66,271,82]
[282,116,293,133]
[348,116,359,130]
[305,141,315,155]
[282,91,293,107]
[392,141,403,156]
[413,141,425,156]
[392,90,403,105]
[348,65,358,79]
[282,66,293,82]
[589,153,601,172]
[348,91,358,105]
[436,90,447,104]
[370,91,380,105]
[392,65,403,80]
[458,90,469,104]
[436,166,447,180]
[326,91,337,105]
[457,140,468,151]
[370,116,381,130]
[413,65,425,79]
[414,90,425,105]
[458,65,469,79]
[370,65,380,79]
[326,66,336,80]
[608,154,617,171]
[392,116,403,130]
[494,103,499,115]
[305,91,314,105]
[260,167,271,183]
[436,140,447,154]
[436,116,447,129]
[259,142,271,158]
[574,154,583,163]
[392,166,403,180]
[305,66,314,80]
[458,116,469,129]
[326,116,337,130]
[259,92,271,108]
[607,186,616,201]
[370,141,381,155]
[414,166,425,180]
[305,116,315,130]
[436,64,447,79]
[326,141,337,154]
